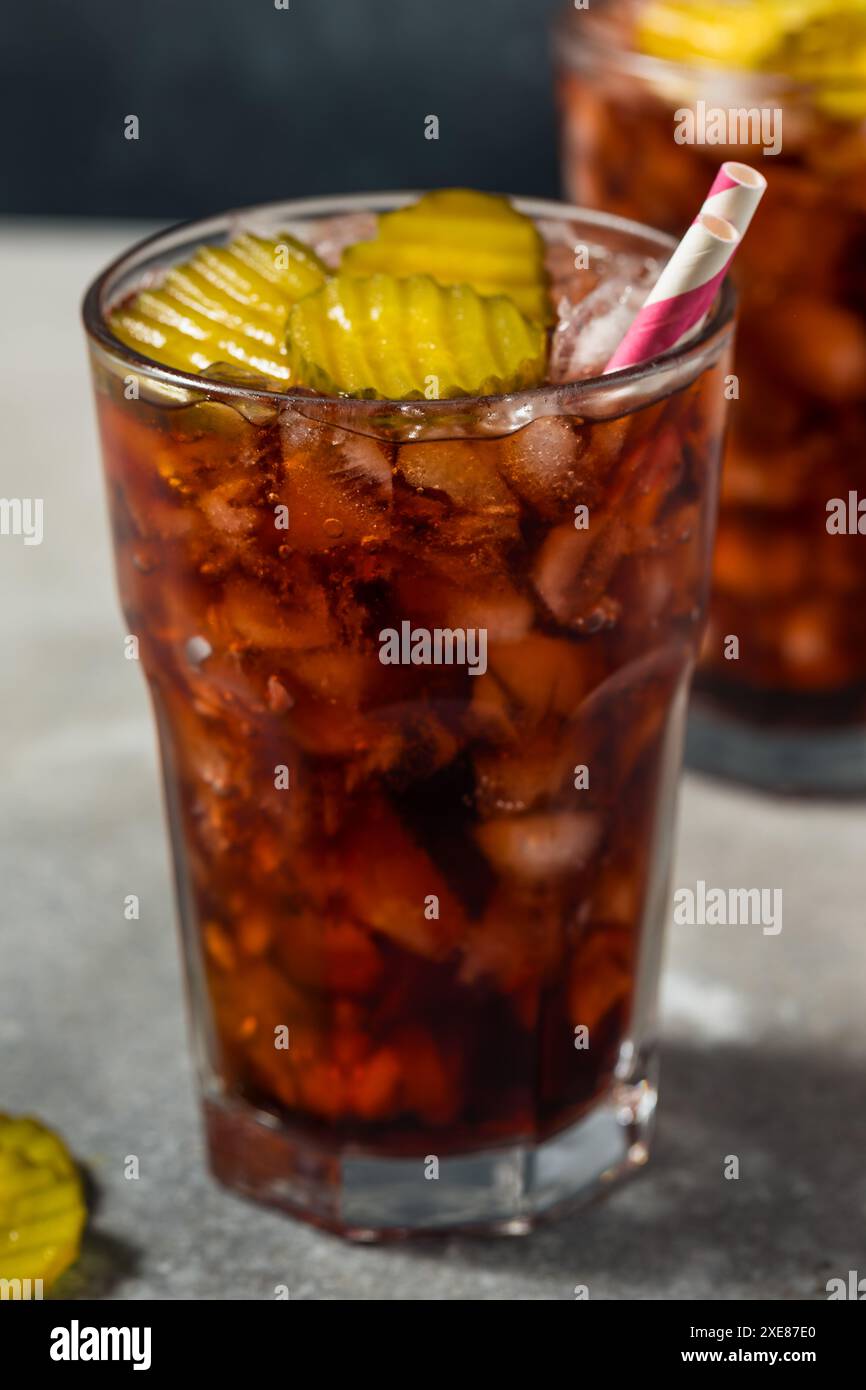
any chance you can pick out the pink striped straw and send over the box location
[700,161,767,237]
[604,162,766,373]
[604,212,739,372]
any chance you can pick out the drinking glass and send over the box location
[84,195,734,1236]
[555,1,866,792]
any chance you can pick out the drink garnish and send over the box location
[340,188,552,323]
[637,0,866,118]
[0,1113,86,1289]
[110,232,328,381]
[109,192,553,395]
[286,271,547,398]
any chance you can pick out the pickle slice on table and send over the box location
[340,189,552,323]
[286,271,547,399]
[0,1113,86,1289]
[110,232,328,382]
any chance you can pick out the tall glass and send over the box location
[84,196,733,1237]
[555,2,866,792]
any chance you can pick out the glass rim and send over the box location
[552,3,866,100]
[81,191,735,425]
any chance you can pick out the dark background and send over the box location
[2,0,567,219]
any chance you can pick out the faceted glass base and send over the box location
[686,704,866,796]
[203,1066,658,1241]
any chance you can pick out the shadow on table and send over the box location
[51,1168,140,1301]
[53,1231,140,1301]
[418,1039,866,1298]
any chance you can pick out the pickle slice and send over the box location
[637,0,866,117]
[0,1114,86,1289]
[286,272,547,400]
[636,1,785,68]
[110,232,327,382]
[340,189,552,324]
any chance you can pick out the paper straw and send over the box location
[699,161,767,237]
[605,212,740,373]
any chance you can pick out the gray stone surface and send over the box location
[2,224,864,1301]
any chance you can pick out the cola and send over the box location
[85,196,733,1234]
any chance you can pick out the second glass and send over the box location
[555,1,866,792]
[84,196,733,1237]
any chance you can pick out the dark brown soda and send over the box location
[94,340,728,1158]
[557,8,866,729]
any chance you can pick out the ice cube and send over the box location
[395,440,522,556]
[397,440,517,515]
[342,799,468,959]
[548,254,660,383]
[348,1047,402,1121]
[550,289,635,383]
[459,884,565,994]
[301,211,379,269]
[475,811,601,879]
[289,647,374,706]
[568,929,632,1032]
[279,408,326,456]
[532,516,627,629]
[351,705,462,791]
[388,1024,460,1126]
[275,909,384,997]
[578,642,687,713]
[220,573,332,649]
[279,411,393,551]
[198,476,258,539]
[473,733,574,814]
[297,1060,349,1120]
[486,632,602,725]
[394,569,533,644]
[497,416,587,519]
